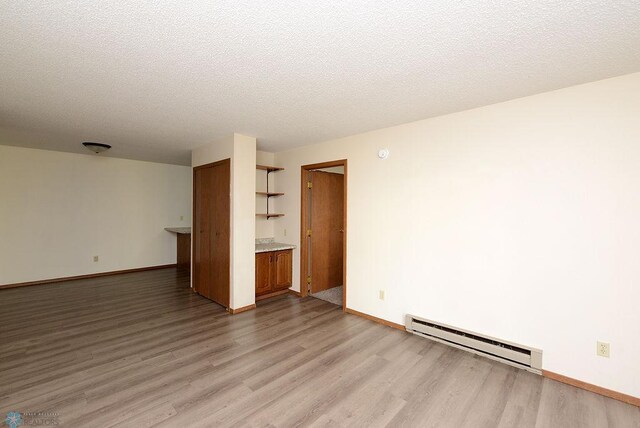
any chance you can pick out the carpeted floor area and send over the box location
[310,285,343,306]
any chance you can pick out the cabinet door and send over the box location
[255,252,272,296]
[273,250,292,290]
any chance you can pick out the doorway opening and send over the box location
[300,160,347,310]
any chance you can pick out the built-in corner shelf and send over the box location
[256,192,285,197]
[256,165,284,172]
[256,164,285,219]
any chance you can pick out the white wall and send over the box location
[232,135,257,308]
[313,165,344,174]
[0,145,192,285]
[192,134,256,310]
[273,73,640,398]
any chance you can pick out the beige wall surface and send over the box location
[232,134,257,308]
[272,73,640,397]
[0,145,192,285]
[313,165,344,174]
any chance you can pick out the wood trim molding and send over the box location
[299,168,309,299]
[543,370,639,407]
[193,158,232,171]
[288,289,302,297]
[345,307,405,332]
[0,264,177,290]
[342,161,348,311]
[300,159,348,312]
[228,304,256,315]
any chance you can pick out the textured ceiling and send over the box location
[1,1,639,165]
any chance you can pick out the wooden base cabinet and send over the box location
[255,250,292,298]
[177,233,191,270]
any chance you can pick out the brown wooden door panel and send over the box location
[193,159,231,308]
[255,252,272,296]
[209,160,231,307]
[273,250,292,290]
[309,171,344,293]
[194,167,211,297]
[177,234,191,269]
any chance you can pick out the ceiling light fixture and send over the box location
[82,142,111,154]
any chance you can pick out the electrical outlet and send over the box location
[93,256,99,262]
[180,215,184,221]
[379,290,385,300]
[597,341,610,358]
[284,228,287,236]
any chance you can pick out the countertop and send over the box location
[164,227,191,234]
[255,238,296,253]
[162,232,293,252]
[255,242,296,253]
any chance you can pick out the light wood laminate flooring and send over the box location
[1,268,638,427]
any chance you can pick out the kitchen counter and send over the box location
[255,242,296,253]
[164,227,191,269]
[163,232,294,254]
[255,238,296,253]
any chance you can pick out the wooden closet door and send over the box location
[193,159,231,308]
[193,167,211,297]
[208,159,230,306]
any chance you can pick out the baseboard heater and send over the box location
[405,314,542,374]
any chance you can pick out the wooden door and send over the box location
[193,159,231,307]
[255,252,272,296]
[273,250,292,290]
[309,171,344,293]
[193,167,211,297]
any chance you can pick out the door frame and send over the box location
[300,159,348,311]
[192,158,231,308]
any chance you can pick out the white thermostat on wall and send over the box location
[378,148,390,159]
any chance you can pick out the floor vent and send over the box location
[406,314,542,374]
